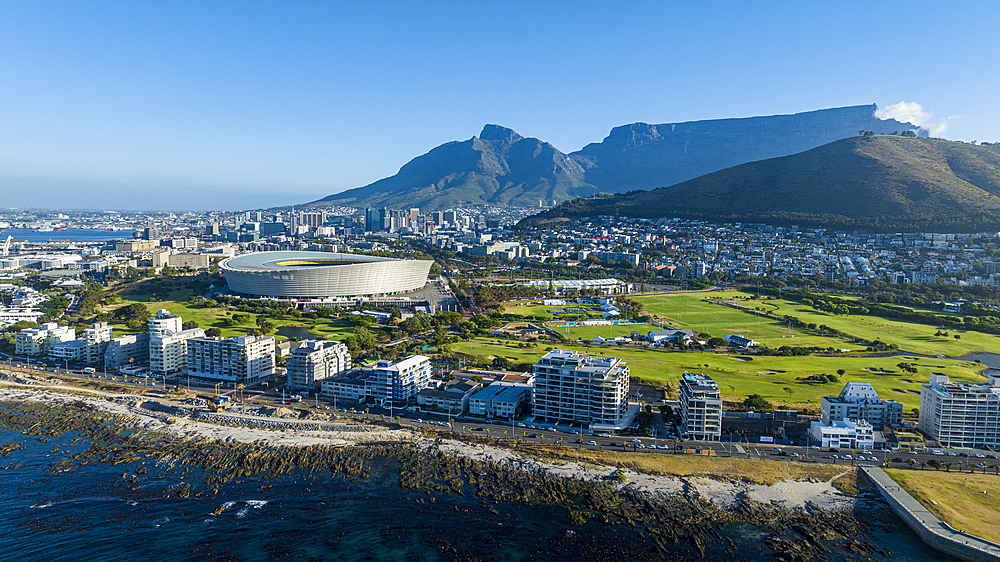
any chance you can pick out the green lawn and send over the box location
[554,322,663,342]
[503,301,606,320]
[634,292,853,349]
[102,298,358,341]
[634,291,1000,356]
[450,338,984,410]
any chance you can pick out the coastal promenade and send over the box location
[861,466,1000,562]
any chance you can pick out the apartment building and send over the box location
[15,322,76,356]
[821,382,903,427]
[48,322,112,365]
[286,340,352,391]
[105,332,150,371]
[149,309,183,336]
[808,419,875,449]
[531,349,630,429]
[919,373,1000,449]
[468,382,532,419]
[186,335,275,384]
[150,328,205,375]
[679,373,722,441]
[368,355,433,403]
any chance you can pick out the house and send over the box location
[647,329,696,343]
[724,334,759,347]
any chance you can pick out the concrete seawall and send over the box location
[860,466,1000,562]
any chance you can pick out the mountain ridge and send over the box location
[526,136,1000,233]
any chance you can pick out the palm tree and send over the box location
[236,383,245,402]
[919,461,926,470]
[958,461,964,473]
[945,462,952,472]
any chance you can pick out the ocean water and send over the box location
[0,429,955,562]
[0,228,135,243]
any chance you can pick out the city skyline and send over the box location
[2,1,998,211]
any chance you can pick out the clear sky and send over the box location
[1,1,997,211]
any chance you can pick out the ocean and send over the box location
[0,423,957,561]
[0,229,135,243]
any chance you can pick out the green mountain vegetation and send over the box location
[530,136,1000,232]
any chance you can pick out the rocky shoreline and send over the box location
[0,381,897,561]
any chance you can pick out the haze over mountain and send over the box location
[308,104,922,211]
[527,136,1000,233]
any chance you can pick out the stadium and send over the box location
[219,251,434,298]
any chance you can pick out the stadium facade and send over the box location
[219,251,433,299]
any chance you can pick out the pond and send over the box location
[276,325,315,339]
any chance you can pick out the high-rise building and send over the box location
[919,373,1000,449]
[186,335,275,384]
[365,207,387,232]
[532,349,630,429]
[105,332,150,371]
[821,382,902,427]
[679,373,722,440]
[286,340,352,391]
[369,355,432,403]
[824,262,838,282]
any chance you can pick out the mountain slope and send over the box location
[569,104,921,192]
[309,125,595,210]
[530,136,1000,232]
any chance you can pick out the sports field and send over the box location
[449,337,984,410]
[552,322,662,342]
[502,301,607,320]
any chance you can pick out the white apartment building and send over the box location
[48,322,112,365]
[149,309,183,336]
[919,373,1000,449]
[369,355,433,403]
[0,308,45,327]
[808,419,875,449]
[532,349,630,428]
[286,340,352,391]
[821,382,903,427]
[15,322,76,356]
[185,335,275,384]
[150,328,205,375]
[468,382,532,419]
[679,373,722,440]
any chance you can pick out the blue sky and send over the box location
[1,1,997,211]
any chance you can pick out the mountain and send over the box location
[308,104,922,212]
[309,125,595,210]
[568,104,922,192]
[527,136,1000,232]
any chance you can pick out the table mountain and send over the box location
[569,104,921,192]
[528,136,1000,232]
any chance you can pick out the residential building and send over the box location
[807,419,875,449]
[105,332,150,371]
[647,329,696,343]
[723,334,759,347]
[150,328,205,375]
[369,355,433,403]
[186,335,275,384]
[286,340,352,391]
[149,309,183,336]
[416,380,481,415]
[0,307,45,327]
[468,382,532,419]
[919,373,1000,449]
[821,382,903,428]
[168,253,210,269]
[679,373,722,440]
[318,370,370,402]
[48,322,112,365]
[895,431,927,452]
[531,349,630,428]
[15,322,75,356]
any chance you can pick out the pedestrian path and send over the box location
[861,466,1000,562]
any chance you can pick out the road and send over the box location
[3,359,999,472]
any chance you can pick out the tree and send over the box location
[742,394,774,411]
[206,327,222,337]
[836,369,846,377]
[182,320,199,330]
[783,387,794,400]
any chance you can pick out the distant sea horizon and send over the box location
[0,228,135,243]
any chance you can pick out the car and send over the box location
[528,434,538,439]
[415,419,423,423]
[829,448,839,453]
[932,450,944,456]
[631,438,641,443]
[869,457,878,462]
[517,423,526,428]
[586,441,597,446]
[947,452,957,456]
[826,455,837,459]
[959,453,969,457]
[862,450,872,455]
[975,453,986,458]
[637,444,645,449]
[608,442,617,447]
[472,427,485,432]
[810,445,820,450]
[891,457,903,463]
[842,455,852,460]
[789,452,799,458]
[987,455,997,460]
